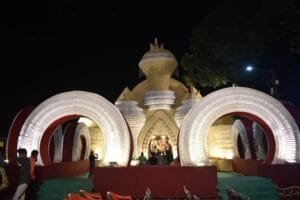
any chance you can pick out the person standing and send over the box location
[88,151,98,178]
[138,152,147,165]
[165,140,173,164]
[148,147,157,165]
[13,148,30,200]
[27,150,39,200]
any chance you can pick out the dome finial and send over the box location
[139,38,178,79]
[154,37,158,46]
[149,38,164,51]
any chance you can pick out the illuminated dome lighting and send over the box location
[18,91,130,166]
[179,87,300,166]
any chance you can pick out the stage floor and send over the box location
[33,172,278,200]
[0,172,277,200]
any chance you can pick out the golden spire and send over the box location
[116,87,135,101]
[183,82,203,100]
[150,38,164,51]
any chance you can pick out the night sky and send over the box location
[0,1,220,136]
[0,1,299,137]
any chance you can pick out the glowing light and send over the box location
[18,91,131,166]
[53,126,63,163]
[78,117,96,127]
[115,100,146,160]
[252,122,266,160]
[246,65,254,71]
[210,149,234,159]
[225,152,234,159]
[130,159,139,166]
[72,123,90,161]
[232,120,251,159]
[179,87,300,166]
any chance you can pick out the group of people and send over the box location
[149,139,173,165]
[138,138,173,166]
[4,148,97,199]
[13,148,39,200]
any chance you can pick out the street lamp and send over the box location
[245,66,279,98]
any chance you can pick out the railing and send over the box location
[276,185,300,200]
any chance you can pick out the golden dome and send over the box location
[138,38,178,78]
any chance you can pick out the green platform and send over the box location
[218,172,279,200]
[36,172,279,200]
[37,173,93,200]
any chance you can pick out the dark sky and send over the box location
[0,1,220,136]
[1,1,300,137]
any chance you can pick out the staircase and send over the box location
[218,172,279,200]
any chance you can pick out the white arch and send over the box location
[18,91,130,166]
[72,123,91,161]
[232,119,251,159]
[53,126,63,163]
[253,122,266,160]
[179,87,300,166]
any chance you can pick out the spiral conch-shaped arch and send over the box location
[53,126,63,163]
[232,119,251,159]
[72,122,91,161]
[179,87,300,166]
[18,91,131,166]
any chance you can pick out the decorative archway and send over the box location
[138,110,178,159]
[62,122,77,161]
[253,122,267,160]
[232,119,251,159]
[72,122,90,161]
[79,135,87,160]
[179,87,300,166]
[18,91,130,166]
[52,126,63,163]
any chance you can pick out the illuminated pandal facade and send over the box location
[13,39,300,167]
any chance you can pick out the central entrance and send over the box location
[137,110,179,163]
[148,135,173,165]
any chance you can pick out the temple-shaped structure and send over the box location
[4,39,300,199]
[8,39,300,167]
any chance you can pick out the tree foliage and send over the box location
[181,0,300,90]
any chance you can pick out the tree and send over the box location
[181,0,300,94]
